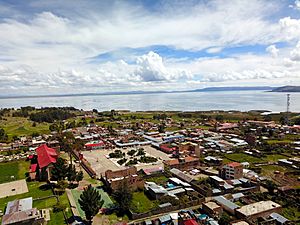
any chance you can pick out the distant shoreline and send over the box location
[0,86,277,100]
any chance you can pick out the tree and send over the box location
[113,180,133,215]
[79,185,104,224]
[0,128,8,142]
[264,180,277,195]
[219,212,231,225]
[76,171,83,183]
[51,158,68,181]
[67,164,77,182]
[215,115,224,122]
[158,123,165,133]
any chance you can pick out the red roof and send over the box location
[36,144,58,168]
[30,164,37,173]
[85,141,105,148]
[160,144,176,153]
[227,162,242,168]
[184,219,198,225]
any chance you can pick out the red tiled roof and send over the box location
[36,144,58,168]
[184,156,198,163]
[184,219,198,225]
[85,141,105,147]
[165,159,179,166]
[30,164,37,173]
[227,162,242,168]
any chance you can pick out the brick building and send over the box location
[103,167,144,192]
[164,156,200,171]
[220,162,243,180]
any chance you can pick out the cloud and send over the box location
[134,51,192,82]
[279,17,300,41]
[0,0,300,95]
[266,45,279,57]
[290,41,300,61]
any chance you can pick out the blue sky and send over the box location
[0,0,300,95]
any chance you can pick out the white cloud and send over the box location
[266,45,279,57]
[134,51,192,82]
[279,17,300,41]
[0,0,300,94]
[290,41,300,61]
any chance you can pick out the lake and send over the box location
[0,91,299,112]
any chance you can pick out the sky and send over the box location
[1,0,300,95]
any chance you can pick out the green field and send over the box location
[0,117,50,139]
[224,153,264,164]
[0,181,71,224]
[146,175,169,185]
[266,139,293,144]
[71,187,113,218]
[264,154,288,162]
[0,160,29,184]
[130,191,158,213]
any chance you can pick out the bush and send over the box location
[109,150,123,158]
[117,158,127,165]
[139,156,157,163]
[53,202,66,212]
[127,149,136,156]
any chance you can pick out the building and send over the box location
[160,144,177,154]
[164,156,200,171]
[2,197,45,225]
[103,167,144,192]
[220,162,243,180]
[235,201,282,221]
[178,142,203,157]
[202,201,223,218]
[213,196,240,215]
[84,140,105,150]
[35,144,58,180]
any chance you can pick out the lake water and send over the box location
[0,91,299,112]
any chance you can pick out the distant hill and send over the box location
[189,86,274,92]
[271,86,300,92]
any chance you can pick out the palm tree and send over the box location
[79,185,104,225]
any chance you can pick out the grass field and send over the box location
[130,191,158,213]
[71,187,113,218]
[0,182,71,224]
[260,165,287,177]
[224,153,264,164]
[0,160,29,184]
[0,116,50,139]
[146,175,169,185]
[264,154,288,162]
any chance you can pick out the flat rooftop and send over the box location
[203,201,220,210]
[236,201,281,217]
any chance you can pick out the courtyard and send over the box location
[82,145,172,177]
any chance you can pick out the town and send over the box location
[0,107,299,225]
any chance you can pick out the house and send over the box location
[178,142,203,157]
[144,182,167,199]
[2,197,45,225]
[213,196,239,215]
[84,140,105,150]
[35,144,58,180]
[220,162,243,180]
[164,156,200,171]
[269,213,289,224]
[103,167,144,192]
[202,201,223,218]
[160,144,177,154]
[235,201,282,221]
